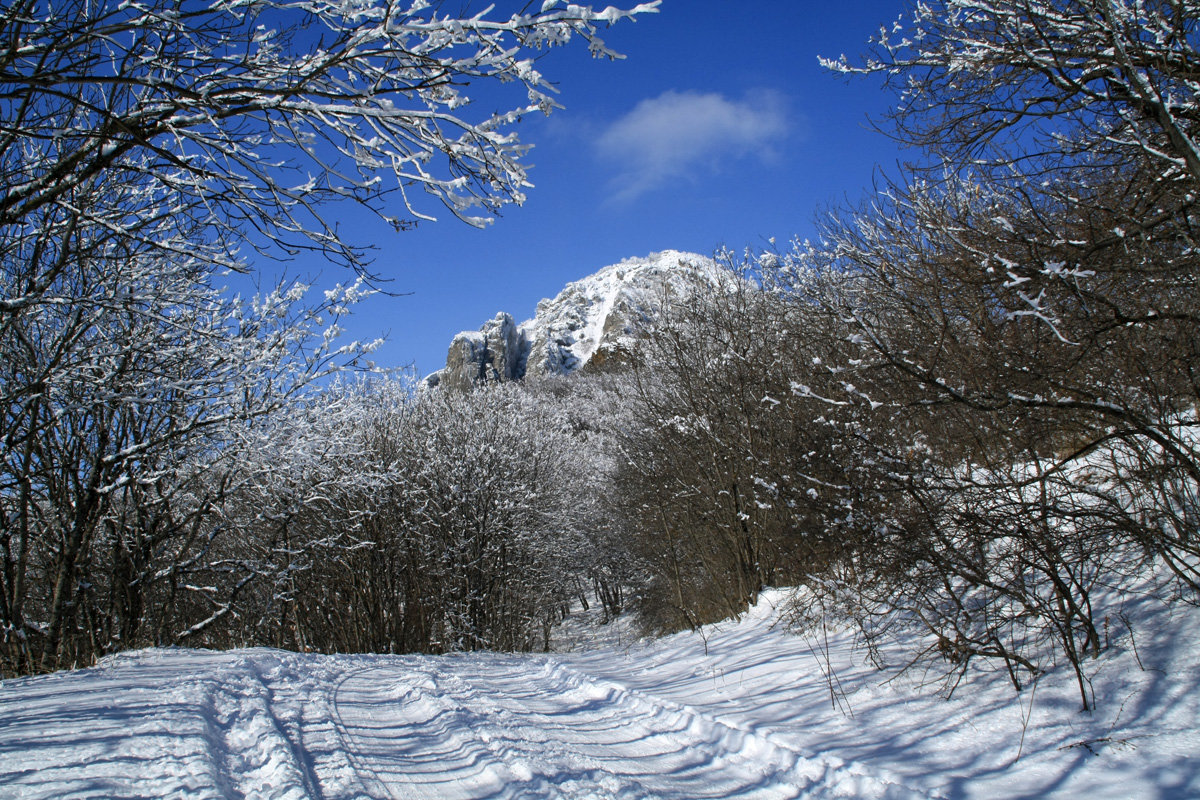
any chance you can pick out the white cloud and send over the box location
[596,89,790,201]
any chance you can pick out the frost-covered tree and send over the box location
[0,0,657,674]
[399,385,599,651]
[824,0,1200,187]
[219,377,411,653]
[772,0,1200,708]
[608,257,879,632]
[0,237,368,673]
[223,379,607,655]
[0,0,659,273]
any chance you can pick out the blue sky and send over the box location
[308,0,908,377]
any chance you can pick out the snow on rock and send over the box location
[0,586,1197,799]
[437,312,527,392]
[426,250,724,389]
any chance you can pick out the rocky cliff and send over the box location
[426,250,721,390]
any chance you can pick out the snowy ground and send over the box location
[1,589,1197,799]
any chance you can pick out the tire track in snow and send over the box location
[196,654,319,800]
[241,655,328,800]
[329,663,427,800]
[543,659,941,800]
[325,653,819,799]
[330,660,642,799]
[213,651,396,800]
[245,653,398,800]
[438,655,802,799]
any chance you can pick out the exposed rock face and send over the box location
[427,250,721,389]
[436,313,527,392]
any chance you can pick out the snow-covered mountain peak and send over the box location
[522,250,720,375]
[429,250,719,390]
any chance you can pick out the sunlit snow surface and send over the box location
[1,590,1197,799]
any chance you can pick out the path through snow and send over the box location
[0,645,929,800]
[2,588,1197,799]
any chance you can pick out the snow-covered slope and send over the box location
[1,587,1196,799]
[428,250,723,390]
[565,589,1200,800]
[520,249,724,376]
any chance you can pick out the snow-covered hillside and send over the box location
[427,250,724,389]
[1,588,1196,799]
[520,250,726,375]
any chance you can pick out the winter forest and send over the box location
[3,0,1200,750]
